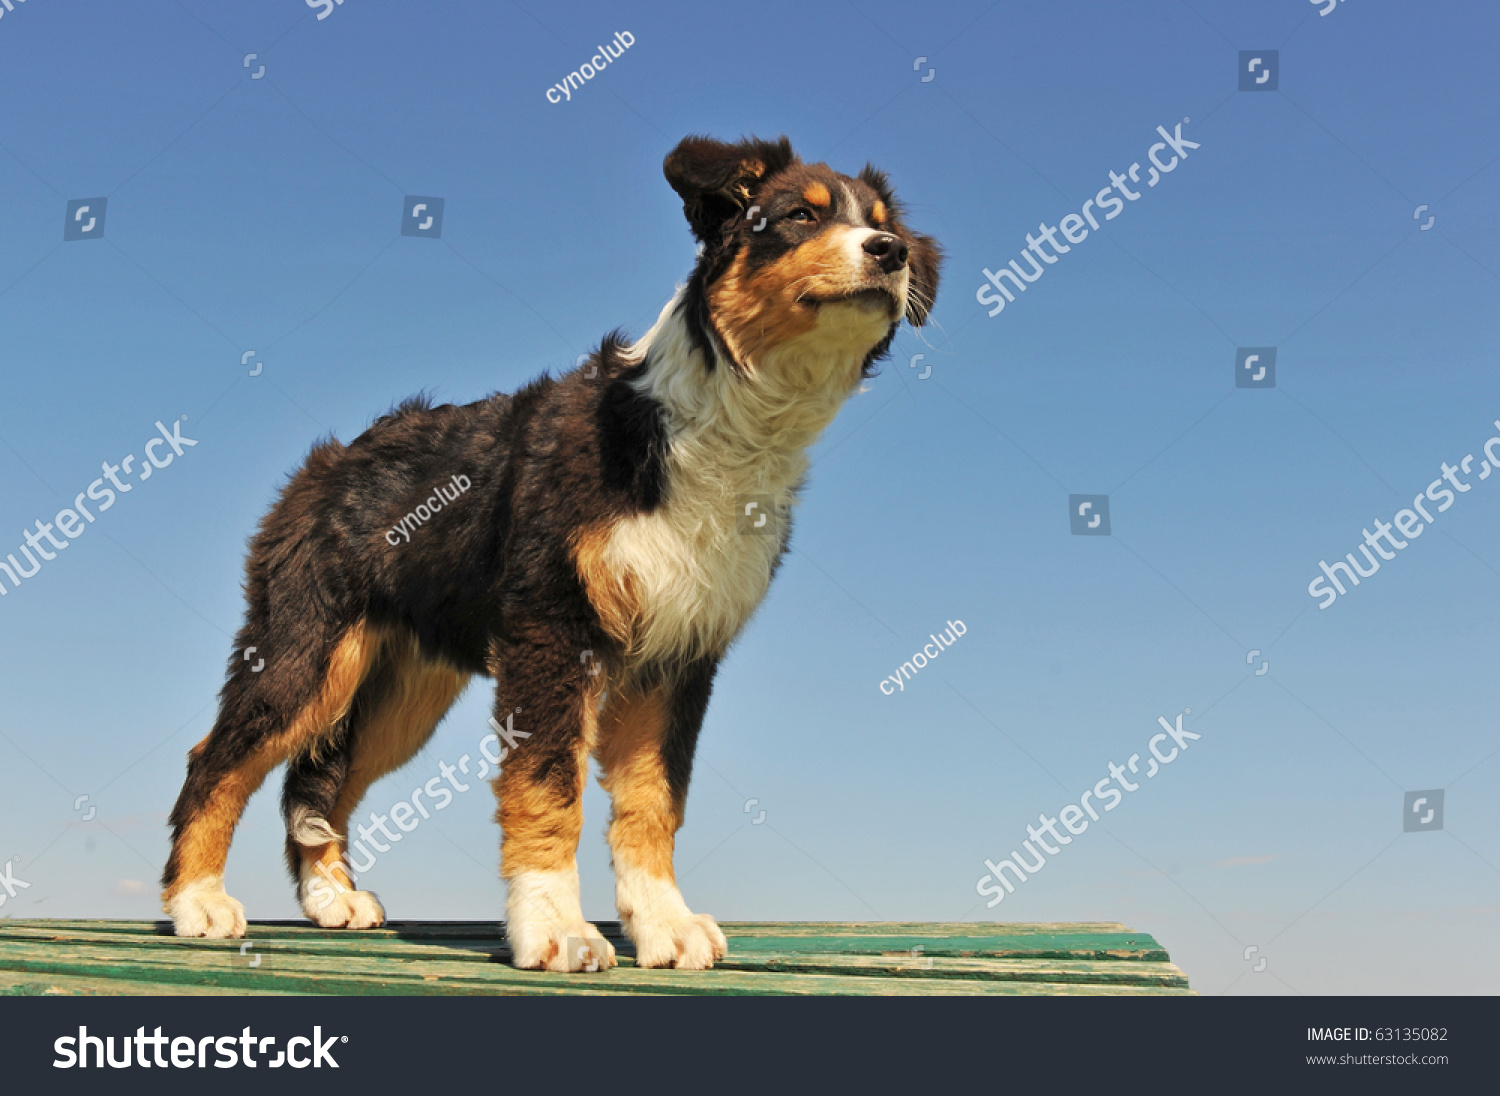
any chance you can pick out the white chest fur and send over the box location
[596,452,793,664]
[600,293,874,665]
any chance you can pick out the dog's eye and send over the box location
[786,208,815,223]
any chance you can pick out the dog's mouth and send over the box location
[802,287,900,316]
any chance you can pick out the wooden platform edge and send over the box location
[0,920,1195,997]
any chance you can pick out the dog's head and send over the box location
[664,135,941,377]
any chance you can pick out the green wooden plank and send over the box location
[0,920,1193,996]
[0,954,1191,997]
[0,923,1140,947]
[0,929,1174,976]
[0,926,1189,988]
[713,921,1138,936]
[0,933,1188,987]
[1,921,1170,961]
[714,954,1189,987]
[719,935,1168,961]
[0,970,302,996]
[2,924,1169,959]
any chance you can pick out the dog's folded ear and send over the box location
[664,135,797,243]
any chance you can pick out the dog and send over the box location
[162,134,941,971]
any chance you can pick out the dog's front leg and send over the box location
[494,643,616,973]
[596,662,727,969]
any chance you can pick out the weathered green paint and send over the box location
[0,920,1194,996]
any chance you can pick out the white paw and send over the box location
[509,919,618,972]
[505,868,617,972]
[301,880,385,929]
[628,909,728,970]
[616,866,727,969]
[166,876,247,939]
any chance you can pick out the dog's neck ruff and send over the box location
[595,290,876,667]
[633,287,871,472]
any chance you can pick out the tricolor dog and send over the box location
[162,135,941,970]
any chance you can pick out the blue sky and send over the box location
[1,0,1497,995]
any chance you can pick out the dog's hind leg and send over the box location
[283,633,469,929]
[280,716,367,928]
[162,621,386,938]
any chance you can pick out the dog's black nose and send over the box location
[863,233,909,274]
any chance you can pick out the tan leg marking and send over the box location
[596,685,726,970]
[166,622,384,900]
[500,678,615,971]
[166,622,385,937]
[498,682,597,877]
[597,687,678,878]
[328,635,469,834]
[297,635,469,928]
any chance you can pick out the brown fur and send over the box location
[299,839,356,893]
[495,675,602,878]
[706,233,861,365]
[596,686,677,880]
[331,638,469,832]
[569,524,641,649]
[287,643,466,899]
[166,623,380,896]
